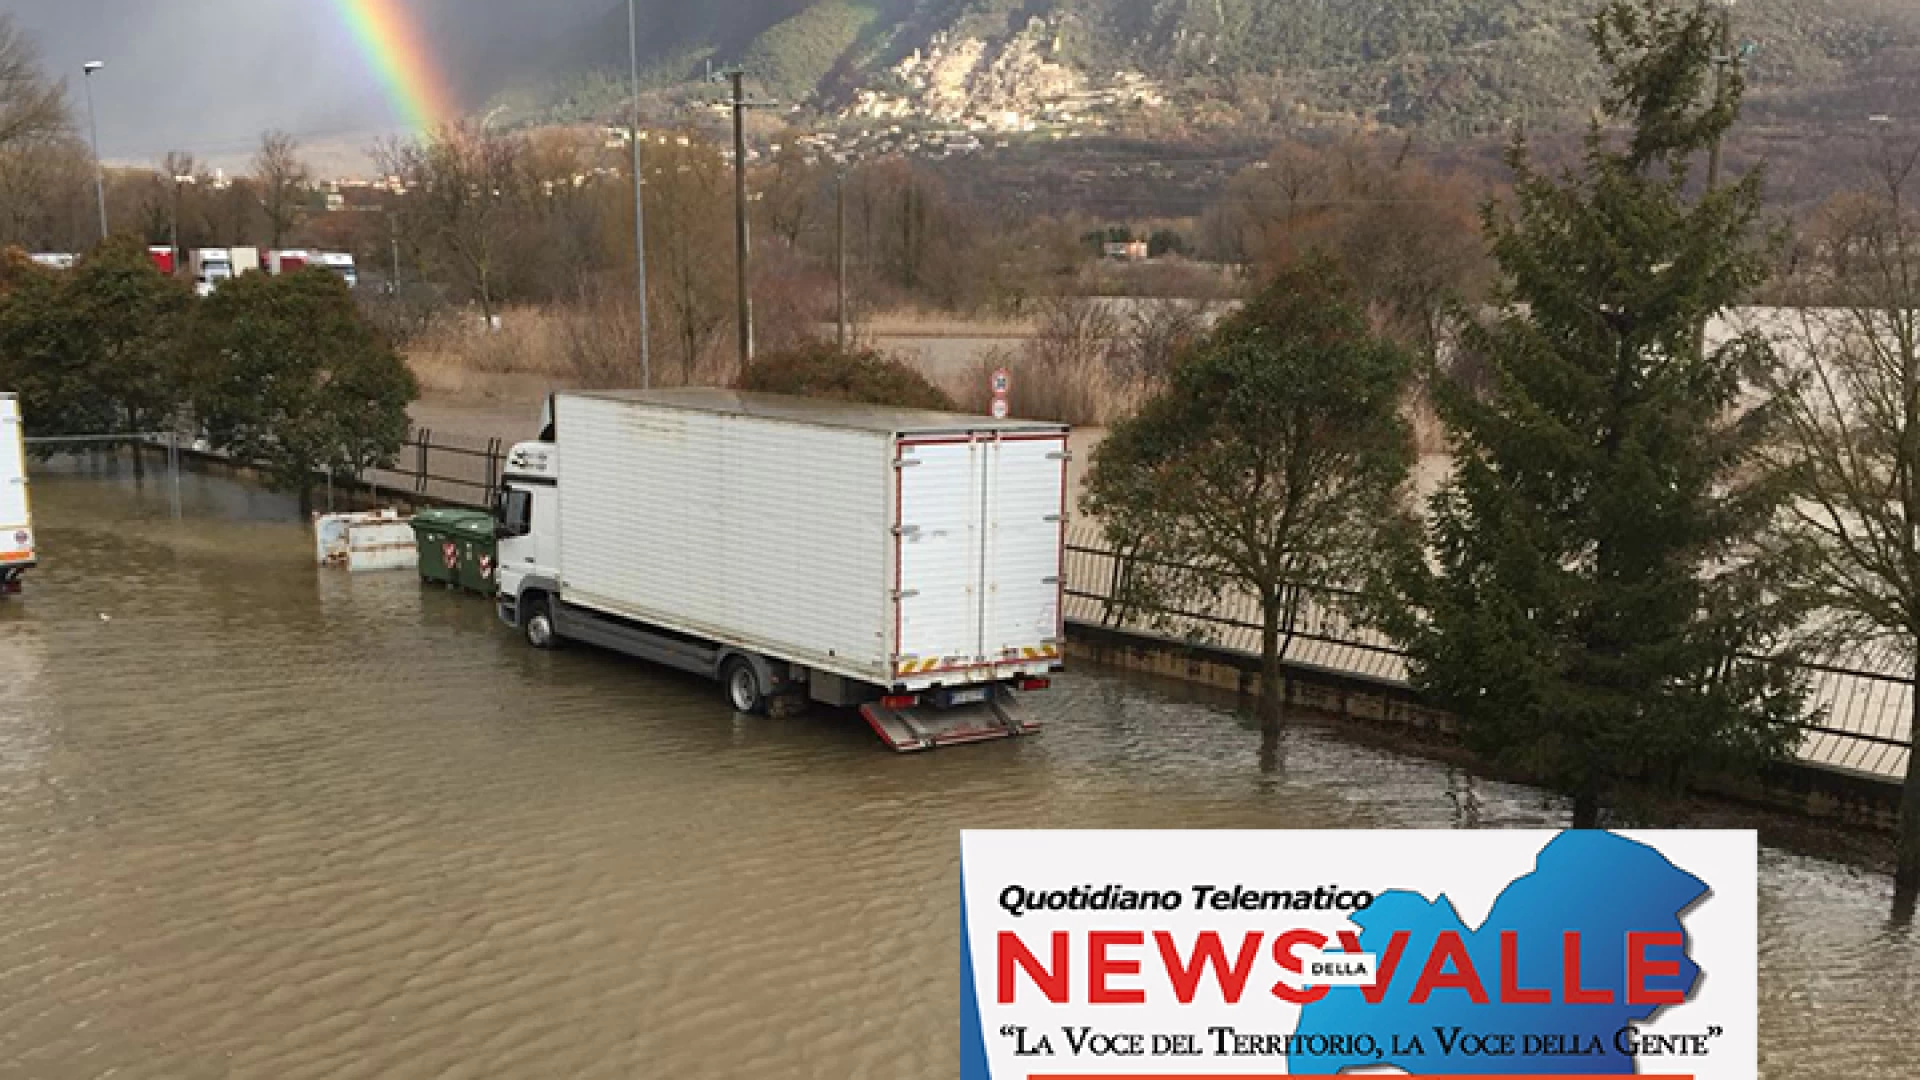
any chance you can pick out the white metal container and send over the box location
[1,393,35,576]
[313,509,415,572]
[554,390,1068,691]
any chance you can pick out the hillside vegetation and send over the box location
[524,0,1920,133]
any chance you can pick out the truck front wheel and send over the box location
[523,593,560,650]
[721,656,767,715]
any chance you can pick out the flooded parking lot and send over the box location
[1,458,1916,1078]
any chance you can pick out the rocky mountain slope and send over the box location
[503,0,1920,136]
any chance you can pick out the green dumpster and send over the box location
[412,508,497,593]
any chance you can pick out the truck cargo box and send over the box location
[553,390,1068,692]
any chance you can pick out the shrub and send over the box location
[738,339,955,411]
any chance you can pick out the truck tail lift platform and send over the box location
[860,681,1047,751]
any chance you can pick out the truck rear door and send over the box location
[896,438,982,677]
[894,431,1066,683]
[1,396,34,572]
[980,434,1067,672]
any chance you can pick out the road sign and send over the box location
[990,367,1012,420]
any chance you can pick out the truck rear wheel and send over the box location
[721,656,767,715]
[523,593,560,650]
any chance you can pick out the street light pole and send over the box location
[627,0,652,389]
[83,61,108,242]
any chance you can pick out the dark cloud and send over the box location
[5,0,613,169]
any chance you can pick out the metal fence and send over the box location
[370,428,507,509]
[1062,527,1913,783]
[26,432,185,519]
[271,429,506,513]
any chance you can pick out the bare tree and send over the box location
[253,130,310,248]
[645,133,733,382]
[0,16,68,152]
[1120,298,1214,382]
[517,128,615,300]
[758,145,826,250]
[1202,136,1492,364]
[1767,136,1920,912]
[0,17,79,250]
[0,135,89,249]
[378,124,526,325]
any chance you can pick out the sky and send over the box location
[4,0,611,173]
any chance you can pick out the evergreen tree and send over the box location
[0,239,193,443]
[1088,257,1414,732]
[192,269,417,511]
[1385,0,1806,826]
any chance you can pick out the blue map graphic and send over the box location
[1291,831,1706,1075]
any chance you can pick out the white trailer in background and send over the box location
[1,393,35,595]
[189,248,232,297]
[312,252,358,289]
[493,389,1069,750]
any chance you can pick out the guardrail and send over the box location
[1062,528,1913,784]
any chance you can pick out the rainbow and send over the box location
[336,0,459,132]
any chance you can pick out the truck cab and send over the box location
[313,252,359,290]
[493,439,561,639]
[190,248,232,297]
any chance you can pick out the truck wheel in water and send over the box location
[722,656,767,715]
[523,593,559,650]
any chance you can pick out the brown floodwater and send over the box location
[0,457,1914,1078]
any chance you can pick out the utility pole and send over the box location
[1701,0,1742,361]
[712,67,775,377]
[389,210,402,297]
[836,169,848,350]
[1706,1,1738,192]
[627,0,652,389]
[729,69,752,374]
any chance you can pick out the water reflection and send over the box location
[0,466,1913,1077]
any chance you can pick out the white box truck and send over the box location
[493,389,1069,750]
[313,252,358,289]
[1,393,35,596]
[189,248,232,297]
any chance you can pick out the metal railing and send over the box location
[1063,527,1913,783]
[26,431,184,518]
[378,429,506,509]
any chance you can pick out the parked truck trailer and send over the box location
[1,393,35,596]
[189,248,232,297]
[493,389,1069,750]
